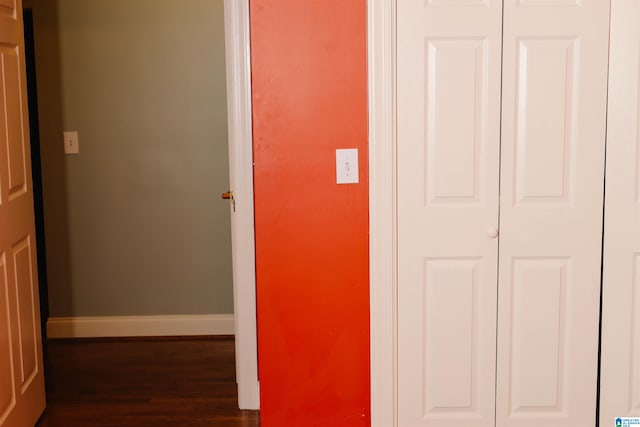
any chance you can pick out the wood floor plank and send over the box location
[35,337,260,427]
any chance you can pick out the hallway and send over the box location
[35,337,259,427]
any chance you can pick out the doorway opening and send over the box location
[25,0,257,418]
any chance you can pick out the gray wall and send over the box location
[32,0,233,317]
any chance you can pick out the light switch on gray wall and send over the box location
[63,131,79,154]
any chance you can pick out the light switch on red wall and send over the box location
[336,148,359,184]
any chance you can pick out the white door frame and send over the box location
[223,0,260,410]
[368,0,397,426]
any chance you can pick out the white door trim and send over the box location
[223,0,259,410]
[368,0,397,426]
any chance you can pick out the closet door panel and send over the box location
[600,1,640,425]
[496,2,610,427]
[397,1,502,426]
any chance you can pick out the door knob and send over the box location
[487,227,499,239]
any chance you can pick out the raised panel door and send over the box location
[0,1,45,426]
[397,1,503,426]
[496,1,610,426]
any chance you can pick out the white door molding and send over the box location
[223,0,259,410]
[368,0,397,426]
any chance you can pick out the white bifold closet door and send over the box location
[397,1,610,426]
[600,1,640,425]
[397,1,503,426]
[496,1,610,427]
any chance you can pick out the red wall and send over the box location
[250,0,370,425]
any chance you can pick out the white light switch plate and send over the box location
[336,148,359,184]
[64,131,79,154]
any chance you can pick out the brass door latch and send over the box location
[221,191,235,212]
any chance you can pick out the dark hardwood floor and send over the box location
[36,337,260,427]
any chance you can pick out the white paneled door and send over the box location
[0,1,46,426]
[397,1,610,426]
[600,1,640,424]
[397,1,503,426]
[496,1,610,427]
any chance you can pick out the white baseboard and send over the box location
[46,314,235,339]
